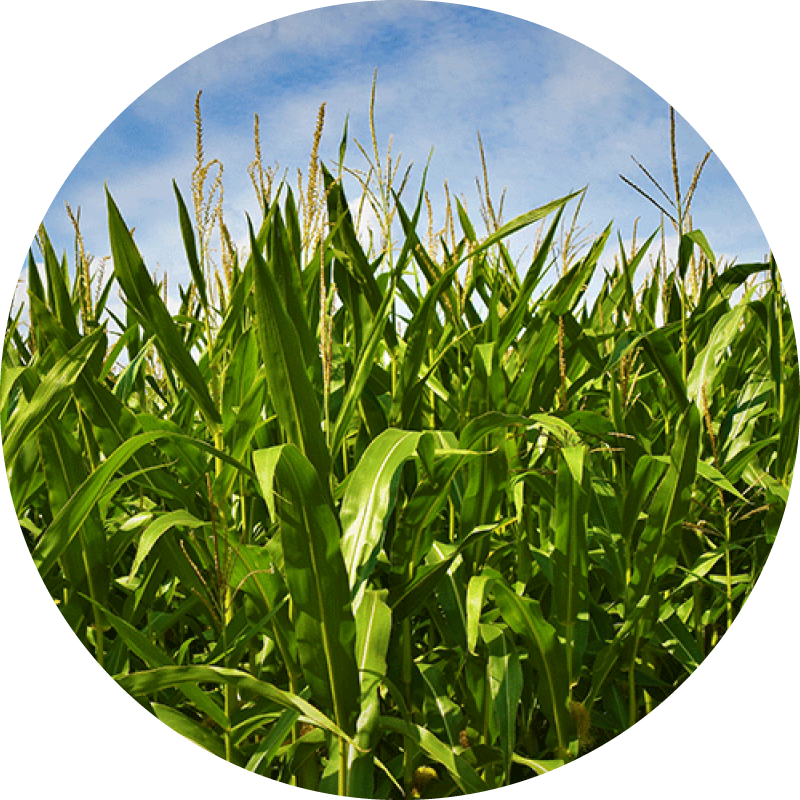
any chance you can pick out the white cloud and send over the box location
[31,1,768,313]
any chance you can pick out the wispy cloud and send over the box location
[35,1,768,307]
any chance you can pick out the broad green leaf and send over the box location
[152,704,231,763]
[393,259,461,428]
[106,188,221,427]
[610,327,689,412]
[329,278,395,459]
[418,661,463,749]
[38,422,109,628]
[390,521,506,621]
[96,602,228,729]
[777,363,800,483]
[655,609,704,674]
[38,225,79,340]
[621,456,667,550]
[492,579,573,755]
[25,294,195,508]
[511,754,565,775]
[249,218,331,491]
[32,430,168,576]
[466,573,496,654]
[625,405,701,635]
[0,364,24,416]
[113,334,155,402]
[245,707,301,775]
[117,665,357,747]
[340,429,422,603]
[687,300,750,405]
[429,540,469,650]
[551,445,590,688]
[543,222,612,316]
[3,327,105,469]
[323,165,385,323]
[482,623,523,781]
[496,207,564,353]
[694,459,748,503]
[455,191,583,272]
[30,427,247,578]
[253,445,359,733]
[130,510,207,577]
[227,541,301,685]
[678,229,715,279]
[348,589,393,797]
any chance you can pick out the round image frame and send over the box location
[1,2,797,798]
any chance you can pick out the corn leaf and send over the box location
[253,444,359,733]
[106,189,221,427]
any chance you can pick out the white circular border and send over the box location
[1,2,796,797]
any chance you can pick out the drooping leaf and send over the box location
[340,429,423,604]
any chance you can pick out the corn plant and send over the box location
[2,94,796,797]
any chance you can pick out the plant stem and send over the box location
[402,615,414,796]
[339,739,348,797]
[724,510,733,630]
[628,626,641,729]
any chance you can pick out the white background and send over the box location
[1,1,797,797]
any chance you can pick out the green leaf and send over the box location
[777,364,800,483]
[551,445,590,687]
[106,188,221,427]
[678,230,715,279]
[687,300,750,406]
[3,327,105,469]
[38,225,79,340]
[466,573,496,655]
[113,335,155,402]
[96,602,228,729]
[378,717,489,795]
[543,222,612,316]
[245,707,301,775]
[482,624,523,780]
[329,279,395,459]
[455,191,583,271]
[117,665,357,747]
[610,328,689,412]
[130,510,207,577]
[625,405,701,635]
[172,180,207,308]
[393,260,461,427]
[32,430,168,577]
[253,445,359,733]
[152,703,231,763]
[694,459,748,503]
[347,589,393,797]
[621,456,666,547]
[340,429,423,602]
[654,609,704,674]
[496,206,564,353]
[227,542,301,685]
[390,522,505,621]
[39,422,109,627]
[511,754,565,775]
[492,579,573,754]
[249,217,331,490]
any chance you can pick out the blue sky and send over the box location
[29,0,769,313]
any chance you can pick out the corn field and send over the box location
[2,94,797,797]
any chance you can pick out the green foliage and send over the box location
[3,101,796,797]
